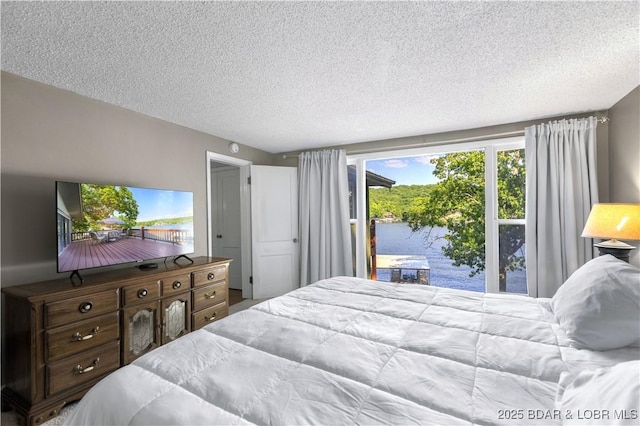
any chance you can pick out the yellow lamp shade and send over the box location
[582,203,640,243]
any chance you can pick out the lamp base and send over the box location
[594,243,634,263]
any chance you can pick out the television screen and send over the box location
[56,181,194,273]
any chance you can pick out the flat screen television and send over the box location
[56,181,194,276]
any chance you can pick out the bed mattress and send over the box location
[65,276,639,425]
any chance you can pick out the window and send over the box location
[348,137,526,294]
[486,144,526,293]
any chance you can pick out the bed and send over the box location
[65,255,639,425]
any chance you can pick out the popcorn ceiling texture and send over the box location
[1,1,638,153]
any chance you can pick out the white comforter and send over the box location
[65,277,639,425]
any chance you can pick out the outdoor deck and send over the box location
[58,237,192,272]
[375,254,430,285]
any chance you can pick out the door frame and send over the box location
[206,151,253,299]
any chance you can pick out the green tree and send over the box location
[73,184,139,231]
[369,185,434,220]
[407,150,525,291]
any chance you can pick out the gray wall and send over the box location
[608,86,640,202]
[1,72,274,286]
[2,70,638,287]
[2,72,637,391]
[277,88,640,265]
[608,86,640,265]
[277,113,611,203]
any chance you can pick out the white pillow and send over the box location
[551,255,640,350]
[556,360,640,425]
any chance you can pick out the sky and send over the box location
[129,187,193,222]
[366,155,441,186]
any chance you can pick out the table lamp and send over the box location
[581,203,640,262]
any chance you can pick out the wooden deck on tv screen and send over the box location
[58,237,191,271]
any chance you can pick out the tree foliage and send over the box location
[406,150,525,291]
[369,185,434,220]
[73,184,139,231]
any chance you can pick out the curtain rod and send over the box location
[281,116,609,159]
[281,129,521,159]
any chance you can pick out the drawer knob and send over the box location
[73,326,100,341]
[207,272,215,280]
[78,302,93,313]
[172,280,182,289]
[205,312,217,322]
[204,291,216,299]
[137,288,148,298]
[74,357,100,375]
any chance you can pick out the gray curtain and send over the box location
[298,149,353,286]
[525,117,599,298]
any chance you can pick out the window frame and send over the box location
[347,136,525,293]
[485,140,526,293]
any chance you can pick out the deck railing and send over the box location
[71,228,193,245]
[71,232,91,241]
[368,219,430,285]
[129,227,193,245]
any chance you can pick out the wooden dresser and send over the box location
[1,257,231,425]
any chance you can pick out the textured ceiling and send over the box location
[2,1,639,153]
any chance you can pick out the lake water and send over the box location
[143,223,193,230]
[374,222,527,293]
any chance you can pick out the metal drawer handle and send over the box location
[75,357,100,374]
[73,326,100,341]
[205,312,217,322]
[204,291,216,299]
[172,280,182,289]
[207,272,215,280]
[137,288,148,298]
[78,302,93,313]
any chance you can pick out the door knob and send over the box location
[293,238,298,243]
[216,234,222,238]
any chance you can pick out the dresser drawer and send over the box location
[45,289,119,328]
[122,279,161,306]
[46,341,120,396]
[44,312,120,361]
[192,282,227,311]
[162,272,191,296]
[192,303,228,330]
[46,312,120,362]
[192,265,226,287]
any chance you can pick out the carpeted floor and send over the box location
[229,297,269,314]
[1,402,75,426]
[1,296,270,426]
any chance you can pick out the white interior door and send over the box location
[211,167,242,290]
[250,165,299,299]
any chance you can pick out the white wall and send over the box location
[1,72,274,286]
